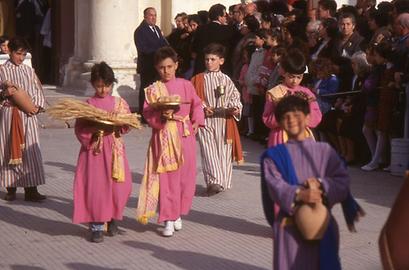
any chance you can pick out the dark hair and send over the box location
[197,10,209,24]
[311,57,337,78]
[154,46,178,66]
[209,4,226,21]
[255,29,268,39]
[322,18,339,39]
[174,12,187,20]
[8,37,30,52]
[188,14,201,25]
[243,15,260,32]
[261,12,272,23]
[280,48,306,74]
[271,46,286,56]
[338,12,356,25]
[270,1,289,15]
[373,41,393,61]
[265,29,283,44]
[318,0,337,17]
[377,1,394,14]
[274,95,310,121]
[0,35,9,45]
[91,62,117,85]
[203,43,226,58]
[368,10,390,28]
[393,0,409,15]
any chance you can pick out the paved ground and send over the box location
[0,119,404,269]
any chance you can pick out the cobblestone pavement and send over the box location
[0,127,403,270]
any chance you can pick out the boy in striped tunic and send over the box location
[192,43,243,196]
[0,37,46,202]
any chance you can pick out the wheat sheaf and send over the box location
[46,98,142,129]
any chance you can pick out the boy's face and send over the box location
[283,73,303,88]
[10,48,27,66]
[271,53,281,63]
[280,110,310,140]
[205,54,224,72]
[156,57,178,82]
[93,79,113,98]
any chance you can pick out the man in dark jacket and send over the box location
[192,3,240,76]
[134,7,168,116]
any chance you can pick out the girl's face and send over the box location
[271,53,281,64]
[156,57,178,82]
[255,35,265,48]
[283,73,303,88]
[265,36,278,47]
[93,79,113,98]
[0,40,9,54]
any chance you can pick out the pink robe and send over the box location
[262,85,322,147]
[73,95,132,224]
[143,78,205,222]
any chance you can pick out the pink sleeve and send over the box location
[143,100,166,130]
[187,82,205,126]
[75,119,97,149]
[300,88,322,128]
[262,98,280,129]
[119,98,131,134]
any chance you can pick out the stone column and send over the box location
[64,0,139,109]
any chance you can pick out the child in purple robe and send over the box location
[73,62,132,243]
[261,95,364,269]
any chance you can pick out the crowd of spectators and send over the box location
[165,0,409,172]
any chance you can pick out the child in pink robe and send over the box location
[263,49,322,147]
[73,62,132,243]
[138,47,205,237]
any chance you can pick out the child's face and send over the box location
[0,41,9,54]
[280,110,310,140]
[205,54,224,72]
[175,16,185,30]
[271,53,281,64]
[373,51,386,65]
[264,36,278,47]
[156,57,178,82]
[93,79,113,98]
[283,73,303,88]
[255,35,265,48]
[9,48,27,66]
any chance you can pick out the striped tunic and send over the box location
[197,71,242,189]
[0,60,46,187]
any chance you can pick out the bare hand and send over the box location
[192,122,199,134]
[204,107,214,117]
[305,178,321,190]
[226,107,240,117]
[27,106,40,116]
[3,81,18,97]
[297,188,323,204]
[162,109,174,120]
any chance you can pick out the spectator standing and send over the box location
[134,7,168,118]
[335,13,364,58]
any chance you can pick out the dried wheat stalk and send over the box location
[46,98,142,129]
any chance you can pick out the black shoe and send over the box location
[107,220,119,237]
[207,184,223,197]
[24,187,46,202]
[91,231,104,243]
[4,187,16,201]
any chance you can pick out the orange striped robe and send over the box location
[196,71,242,190]
[0,60,46,187]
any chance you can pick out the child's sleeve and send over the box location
[319,146,350,208]
[187,81,205,127]
[263,158,298,216]
[262,97,280,129]
[226,77,242,121]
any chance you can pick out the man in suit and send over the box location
[134,7,168,116]
[192,4,240,76]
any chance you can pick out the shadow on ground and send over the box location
[123,241,269,270]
